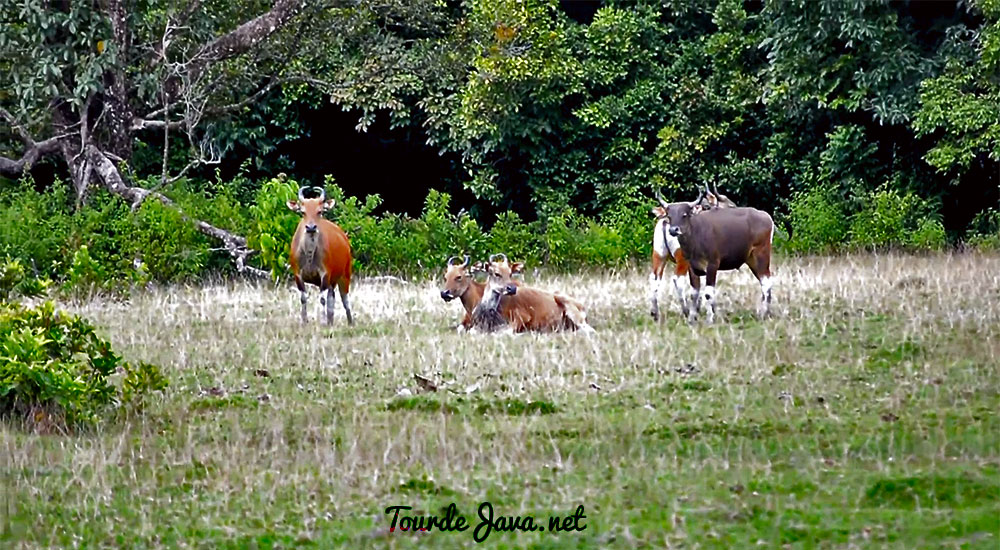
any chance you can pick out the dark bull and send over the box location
[664,202,775,322]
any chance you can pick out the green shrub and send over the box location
[576,219,628,268]
[0,301,167,430]
[65,245,107,294]
[0,257,50,302]
[542,210,575,269]
[965,208,1000,250]
[418,189,490,269]
[0,177,74,280]
[488,211,541,267]
[248,175,309,279]
[0,178,220,290]
[602,200,654,261]
[128,198,209,282]
[849,185,943,251]
[64,190,136,288]
[909,218,947,251]
[785,183,849,253]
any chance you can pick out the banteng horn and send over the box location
[694,185,707,206]
[313,186,326,202]
[447,255,470,267]
[489,253,508,264]
[654,189,671,210]
[298,186,309,202]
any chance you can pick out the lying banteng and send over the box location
[439,255,487,331]
[649,184,736,320]
[663,202,774,323]
[470,254,591,333]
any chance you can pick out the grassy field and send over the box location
[3,253,999,549]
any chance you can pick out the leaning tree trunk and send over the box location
[2,0,311,279]
[85,145,269,278]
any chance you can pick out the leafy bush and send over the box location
[129,198,211,282]
[248,175,303,279]
[849,185,943,250]
[1,168,967,291]
[0,301,168,430]
[0,177,218,291]
[0,177,74,280]
[0,257,50,302]
[909,218,947,251]
[965,208,1000,250]
[785,183,849,253]
[488,211,541,267]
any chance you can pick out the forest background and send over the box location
[1,0,998,287]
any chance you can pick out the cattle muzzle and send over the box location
[440,289,455,302]
[504,283,517,296]
[305,223,318,234]
[668,225,683,237]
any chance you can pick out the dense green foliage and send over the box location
[0,177,225,290]
[0,169,992,291]
[0,258,167,430]
[1,0,999,280]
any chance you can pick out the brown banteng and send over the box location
[649,185,737,320]
[440,255,487,331]
[287,186,354,325]
[470,254,591,333]
[663,202,774,323]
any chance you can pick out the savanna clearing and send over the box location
[3,253,999,549]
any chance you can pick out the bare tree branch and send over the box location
[130,118,185,131]
[0,108,36,146]
[86,145,269,278]
[0,139,63,178]
[188,0,308,80]
[0,108,67,178]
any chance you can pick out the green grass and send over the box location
[2,253,999,548]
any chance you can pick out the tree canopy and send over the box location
[1,0,997,271]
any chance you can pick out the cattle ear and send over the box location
[651,206,666,218]
[286,200,301,213]
[510,262,525,274]
[323,199,336,211]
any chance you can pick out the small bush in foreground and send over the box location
[0,257,49,302]
[0,301,168,431]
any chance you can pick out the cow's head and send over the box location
[665,202,697,238]
[484,253,523,298]
[441,255,474,302]
[287,186,335,237]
